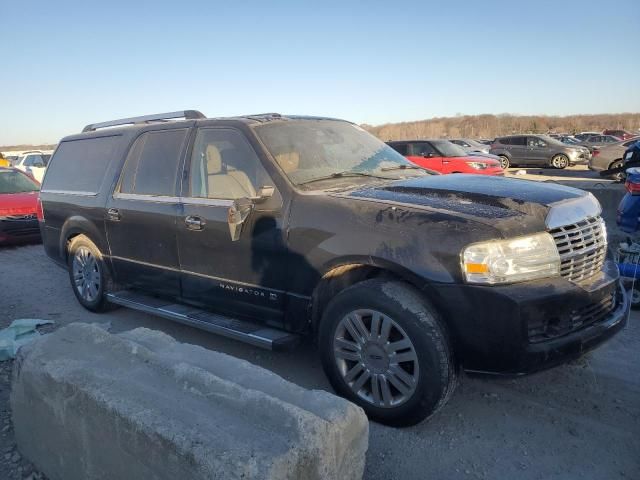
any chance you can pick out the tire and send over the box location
[319,278,457,427]
[608,160,625,182]
[498,156,510,169]
[551,154,569,169]
[67,235,115,312]
[629,287,640,310]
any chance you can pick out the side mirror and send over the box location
[227,198,254,242]
[249,185,275,203]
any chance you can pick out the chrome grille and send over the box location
[550,216,607,283]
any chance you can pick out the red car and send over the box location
[0,167,41,244]
[386,139,504,175]
[603,129,635,140]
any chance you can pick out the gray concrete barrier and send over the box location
[11,324,368,480]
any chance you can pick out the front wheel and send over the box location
[319,279,457,427]
[608,160,625,182]
[551,154,569,169]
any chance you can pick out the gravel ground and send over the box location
[0,244,638,480]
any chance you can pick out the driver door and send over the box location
[176,127,287,324]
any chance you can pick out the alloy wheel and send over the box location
[333,309,419,408]
[552,155,568,168]
[72,247,101,302]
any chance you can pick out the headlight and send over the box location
[461,232,560,284]
[466,161,488,170]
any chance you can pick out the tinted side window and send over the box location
[511,136,526,146]
[388,143,408,155]
[119,129,188,196]
[499,137,511,145]
[188,128,271,200]
[43,136,121,193]
[409,143,437,156]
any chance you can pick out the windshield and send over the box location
[0,170,40,193]
[253,120,430,188]
[430,140,468,157]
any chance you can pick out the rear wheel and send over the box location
[498,156,510,169]
[629,287,640,310]
[319,278,457,427]
[67,235,115,312]
[551,154,569,169]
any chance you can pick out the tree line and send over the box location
[364,113,640,141]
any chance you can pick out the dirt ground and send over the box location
[0,244,638,480]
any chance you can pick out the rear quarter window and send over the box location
[42,136,121,194]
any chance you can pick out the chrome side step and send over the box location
[105,290,300,351]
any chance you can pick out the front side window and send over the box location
[253,120,429,188]
[119,129,188,197]
[528,137,547,148]
[409,142,438,156]
[188,128,270,200]
[429,140,467,157]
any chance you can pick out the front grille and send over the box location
[528,292,616,343]
[550,216,607,283]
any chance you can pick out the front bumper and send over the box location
[430,260,628,375]
[0,215,41,244]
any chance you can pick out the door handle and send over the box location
[185,215,205,231]
[107,208,121,221]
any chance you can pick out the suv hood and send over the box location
[338,175,595,235]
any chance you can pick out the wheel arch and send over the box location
[59,216,108,263]
[309,256,436,335]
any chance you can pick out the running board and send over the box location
[105,290,300,351]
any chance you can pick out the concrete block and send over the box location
[11,323,368,480]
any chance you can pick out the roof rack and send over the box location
[82,110,206,132]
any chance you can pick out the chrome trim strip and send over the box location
[545,193,602,230]
[40,189,98,196]
[112,192,234,207]
[180,197,234,207]
[108,256,311,299]
[113,193,181,203]
[110,256,181,272]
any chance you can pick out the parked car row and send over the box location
[0,150,52,183]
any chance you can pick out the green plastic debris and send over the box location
[0,319,54,361]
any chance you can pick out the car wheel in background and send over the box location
[609,160,625,182]
[498,156,510,169]
[319,278,458,427]
[67,235,116,312]
[551,154,569,169]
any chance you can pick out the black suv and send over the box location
[39,111,627,426]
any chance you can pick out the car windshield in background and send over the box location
[253,120,430,188]
[0,170,39,194]
[430,140,468,157]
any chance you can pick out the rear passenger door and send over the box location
[105,127,189,298]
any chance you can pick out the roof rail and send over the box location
[82,110,206,132]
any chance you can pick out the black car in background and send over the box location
[38,111,627,426]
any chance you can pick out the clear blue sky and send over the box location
[1,0,639,145]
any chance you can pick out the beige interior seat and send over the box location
[206,144,256,199]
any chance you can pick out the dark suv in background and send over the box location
[490,135,591,169]
[39,111,627,426]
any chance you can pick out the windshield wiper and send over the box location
[379,164,420,171]
[298,171,391,186]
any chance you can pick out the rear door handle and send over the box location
[107,208,121,221]
[185,215,205,231]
